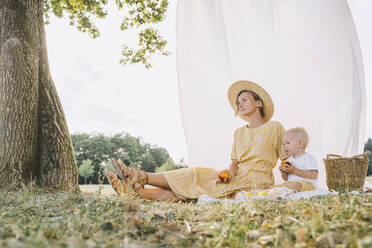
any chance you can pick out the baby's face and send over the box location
[283,133,299,156]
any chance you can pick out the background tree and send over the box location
[0,0,169,190]
[156,157,185,172]
[139,152,157,172]
[150,147,169,168]
[364,138,372,176]
[78,159,94,184]
[71,132,171,183]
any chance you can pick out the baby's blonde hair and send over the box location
[285,127,309,148]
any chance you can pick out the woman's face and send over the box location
[236,92,261,117]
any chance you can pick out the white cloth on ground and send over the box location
[197,186,372,204]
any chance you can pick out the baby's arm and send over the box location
[292,168,318,179]
[282,164,318,179]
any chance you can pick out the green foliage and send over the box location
[78,159,94,184]
[71,132,170,183]
[43,0,169,68]
[102,158,116,174]
[117,0,168,28]
[0,188,371,247]
[149,147,169,167]
[139,152,157,172]
[118,0,169,68]
[156,157,184,172]
[364,138,372,176]
[120,27,169,69]
[43,0,108,38]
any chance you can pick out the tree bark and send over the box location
[0,0,78,190]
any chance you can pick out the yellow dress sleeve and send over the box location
[275,123,287,160]
[230,130,238,161]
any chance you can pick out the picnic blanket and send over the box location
[197,182,372,204]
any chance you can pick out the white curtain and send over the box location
[176,0,366,188]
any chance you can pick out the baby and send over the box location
[235,127,319,199]
[278,127,319,192]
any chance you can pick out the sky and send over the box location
[45,0,372,163]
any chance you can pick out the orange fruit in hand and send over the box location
[280,161,286,169]
[280,160,291,169]
[218,170,229,180]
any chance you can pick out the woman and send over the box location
[106,80,286,201]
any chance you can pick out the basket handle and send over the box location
[351,151,371,159]
[326,151,370,160]
[326,154,343,159]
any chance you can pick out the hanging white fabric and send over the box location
[176,0,366,188]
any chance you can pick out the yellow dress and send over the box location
[164,121,286,200]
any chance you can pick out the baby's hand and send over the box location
[281,164,296,174]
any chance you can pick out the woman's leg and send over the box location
[146,173,171,189]
[111,159,181,201]
[106,170,179,201]
[113,159,172,190]
[137,187,181,202]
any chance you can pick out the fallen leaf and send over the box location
[132,217,144,228]
[123,203,139,212]
[258,235,275,245]
[71,207,81,215]
[151,212,165,224]
[183,221,191,233]
[260,220,273,230]
[295,228,307,243]
[162,221,179,231]
[315,232,345,247]
[247,230,261,239]
[360,236,372,247]
[333,196,341,211]
[155,229,165,239]
[303,209,312,218]
[293,242,307,248]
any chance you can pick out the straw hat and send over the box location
[228,80,274,122]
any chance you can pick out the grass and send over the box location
[366,176,372,183]
[0,185,371,248]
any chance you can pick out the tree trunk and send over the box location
[0,0,78,190]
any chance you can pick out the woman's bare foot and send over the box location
[105,171,127,196]
[112,159,148,192]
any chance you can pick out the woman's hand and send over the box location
[217,169,234,183]
[217,160,239,184]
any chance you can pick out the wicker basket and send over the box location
[324,152,370,191]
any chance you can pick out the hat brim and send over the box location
[228,80,274,122]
